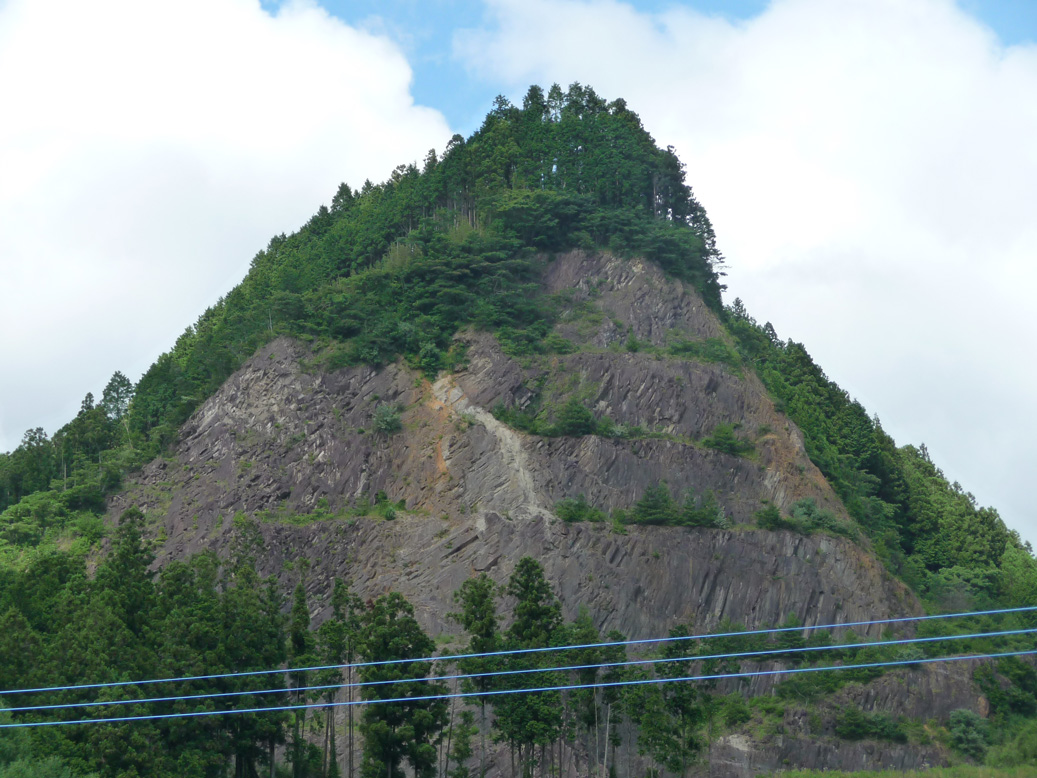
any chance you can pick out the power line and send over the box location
[5,626,1034,715]
[2,648,1033,730]
[3,604,1033,698]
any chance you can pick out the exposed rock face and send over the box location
[139,511,912,645]
[108,250,987,776]
[542,253,725,346]
[709,732,945,778]
[113,251,840,535]
[832,660,989,720]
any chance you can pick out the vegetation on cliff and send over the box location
[13,540,1014,778]
[0,82,722,555]
[0,84,1035,775]
[725,302,1032,613]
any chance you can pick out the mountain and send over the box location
[112,251,891,632]
[1,84,1036,778]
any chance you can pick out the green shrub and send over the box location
[492,397,622,441]
[702,423,754,457]
[948,709,989,760]
[987,718,1037,767]
[543,332,577,354]
[415,342,444,375]
[73,513,106,544]
[720,695,752,726]
[621,484,730,529]
[834,707,907,743]
[630,483,680,526]
[791,498,852,537]
[754,500,853,538]
[679,490,726,528]
[491,403,540,434]
[754,504,793,531]
[373,403,403,435]
[555,494,607,523]
[552,398,597,436]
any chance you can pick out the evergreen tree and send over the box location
[315,579,362,778]
[358,593,447,778]
[94,506,155,638]
[289,583,316,778]
[629,626,707,778]
[219,561,289,778]
[632,483,679,526]
[100,371,134,423]
[450,574,500,778]
[494,558,563,778]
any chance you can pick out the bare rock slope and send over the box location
[110,251,983,776]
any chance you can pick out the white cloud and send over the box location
[456,0,1037,545]
[0,0,452,451]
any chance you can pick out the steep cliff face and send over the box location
[114,251,840,532]
[109,250,985,776]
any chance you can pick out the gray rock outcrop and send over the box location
[107,251,987,777]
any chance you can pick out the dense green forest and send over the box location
[0,82,720,518]
[4,537,1033,778]
[1,84,1036,775]
[722,301,1035,613]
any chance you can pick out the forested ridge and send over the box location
[1,84,1036,776]
[0,82,723,566]
[722,303,1034,614]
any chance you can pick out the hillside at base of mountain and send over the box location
[2,83,1035,778]
[106,250,987,777]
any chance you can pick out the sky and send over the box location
[1,0,1035,546]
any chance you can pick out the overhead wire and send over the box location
[2,604,1034,698]
[3,625,1034,716]
[2,648,1034,730]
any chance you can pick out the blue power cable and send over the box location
[4,626,1033,715]
[3,604,1033,698]
[2,648,1034,729]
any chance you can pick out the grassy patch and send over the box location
[256,492,410,526]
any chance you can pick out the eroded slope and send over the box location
[107,250,975,777]
[112,252,905,630]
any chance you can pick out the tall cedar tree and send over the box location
[358,593,447,778]
[450,574,500,778]
[494,558,563,778]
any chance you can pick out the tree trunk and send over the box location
[330,720,339,778]
[324,704,332,777]
[594,699,600,778]
[348,664,355,778]
[479,704,486,778]
[443,680,456,778]
[293,712,300,778]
